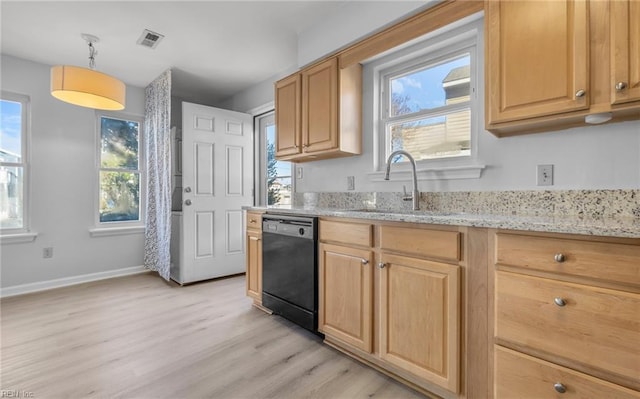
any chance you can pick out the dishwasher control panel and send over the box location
[262,214,316,240]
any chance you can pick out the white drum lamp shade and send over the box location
[51,65,126,110]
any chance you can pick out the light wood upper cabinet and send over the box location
[485,0,589,126]
[485,0,640,137]
[302,58,339,154]
[379,253,460,393]
[274,74,301,158]
[274,57,362,162]
[318,242,373,353]
[611,0,640,105]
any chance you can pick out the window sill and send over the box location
[368,164,485,182]
[1,232,38,244]
[89,226,145,237]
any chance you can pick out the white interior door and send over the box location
[180,102,253,283]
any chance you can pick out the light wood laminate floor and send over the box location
[1,273,425,399]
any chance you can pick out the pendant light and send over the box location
[51,34,126,110]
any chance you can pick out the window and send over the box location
[0,92,29,232]
[370,17,483,179]
[256,111,293,206]
[97,114,143,224]
[383,53,472,161]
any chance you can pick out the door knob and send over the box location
[184,187,192,193]
[185,199,192,206]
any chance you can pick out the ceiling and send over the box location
[1,1,357,106]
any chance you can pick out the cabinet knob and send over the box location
[554,382,567,394]
[615,82,628,91]
[378,262,386,269]
[554,253,566,263]
[249,219,257,224]
[554,297,567,307]
[575,89,586,98]
[361,259,369,265]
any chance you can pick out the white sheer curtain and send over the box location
[143,70,172,280]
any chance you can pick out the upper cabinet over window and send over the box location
[275,57,362,162]
[486,0,640,137]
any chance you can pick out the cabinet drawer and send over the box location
[380,226,460,261]
[496,233,640,287]
[495,271,640,383]
[495,346,640,399]
[246,211,262,230]
[319,220,372,247]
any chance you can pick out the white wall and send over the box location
[225,4,640,193]
[1,55,147,290]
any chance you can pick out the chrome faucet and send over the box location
[384,150,419,210]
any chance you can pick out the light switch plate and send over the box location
[296,167,303,179]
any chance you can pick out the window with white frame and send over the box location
[383,51,472,161]
[97,114,144,225]
[372,18,481,175]
[0,92,29,232]
[255,111,293,206]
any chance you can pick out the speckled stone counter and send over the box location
[246,189,640,238]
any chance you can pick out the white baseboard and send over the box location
[0,265,149,298]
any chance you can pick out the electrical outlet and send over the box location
[347,176,355,191]
[537,164,554,186]
[296,167,303,179]
[43,247,54,258]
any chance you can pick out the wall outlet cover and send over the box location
[537,164,554,186]
[347,176,355,190]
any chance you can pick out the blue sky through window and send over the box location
[391,54,470,114]
[0,100,22,162]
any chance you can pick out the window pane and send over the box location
[389,54,470,116]
[389,109,471,161]
[265,122,292,206]
[0,100,22,162]
[101,117,139,169]
[0,166,23,229]
[100,171,140,222]
[268,176,291,206]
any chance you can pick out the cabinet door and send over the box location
[275,74,301,157]
[246,230,262,301]
[611,0,640,105]
[301,58,339,154]
[318,243,373,353]
[379,253,460,393]
[486,0,589,125]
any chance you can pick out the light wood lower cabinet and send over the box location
[245,211,264,307]
[379,253,460,393]
[318,219,463,397]
[318,243,373,353]
[492,230,640,397]
[495,346,640,399]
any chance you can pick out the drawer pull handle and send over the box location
[249,219,257,224]
[554,253,566,263]
[361,259,369,265]
[554,297,567,307]
[554,382,567,394]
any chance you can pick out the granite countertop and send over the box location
[245,205,640,239]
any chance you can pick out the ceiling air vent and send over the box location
[137,29,164,49]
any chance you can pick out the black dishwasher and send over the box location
[262,214,318,332]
